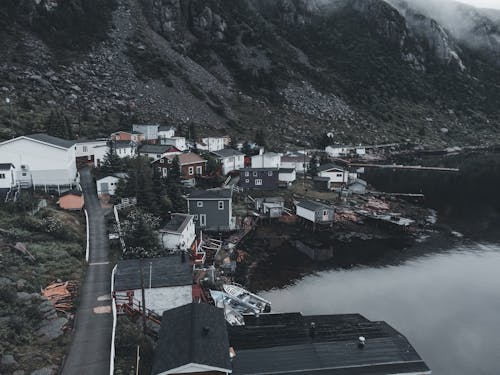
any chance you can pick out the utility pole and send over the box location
[6,98,12,132]
[303,144,306,189]
[139,258,147,333]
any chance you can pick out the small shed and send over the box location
[57,190,84,210]
[96,175,121,197]
[255,197,285,218]
[313,176,331,191]
[348,178,367,195]
[158,213,196,252]
[279,168,296,184]
[296,200,334,224]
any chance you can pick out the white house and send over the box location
[160,137,187,151]
[113,256,193,316]
[96,175,122,197]
[133,124,159,142]
[251,151,281,169]
[0,134,77,188]
[325,145,350,157]
[0,163,17,189]
[158,214,196,252]
[197,137,225,152]
[279,168,296,184]
[211,148,245,175]
[75,139,109,167]
[318,164,348,185]
[114,140,138,159]
[296,200,335,224]
[158,125,176,139]
[281,154,311,173]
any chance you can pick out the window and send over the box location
[194,214,198,220]
[83,146,88,152]
[0,173,5,179]
[197,201,203,207]
[323,210,328,216]
[245,179,249,183]
[268,171,273,176]
[253,171,258,177]
[196,166,203,175]
[245,172,249,177]
[336,173,343,177]
[160,159,165,163]
[188,166,194,175]
[22,172,27,177]
[218,201,224,210]
[255,179,263,186]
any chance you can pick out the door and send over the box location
[101,182,109,194]
[200,214,207,227]
[322,209,329,222]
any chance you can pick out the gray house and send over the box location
[187,189,235,232]
[348,178,367,195]
[239,168,279,190]
[296,200,335,224]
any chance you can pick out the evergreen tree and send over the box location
[206,154,219,175]
[309,154,319,177]
[101,141,123,174]
[189,122,198,152]
[242,141,252,156]
[168,155,181,182]
[317,133,334,149]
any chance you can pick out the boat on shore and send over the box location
[209,290,248,325]
[223,284,272,313]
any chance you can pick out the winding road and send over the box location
[62,168,112,375]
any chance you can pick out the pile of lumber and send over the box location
[42,281,78,312]
[365,198,390,211]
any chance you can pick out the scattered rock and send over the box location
[0,277,13,286]
[1,354,17,366]
[36,317,68,341]
[30,366,57,375]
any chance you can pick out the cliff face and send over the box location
[0,0,499,147]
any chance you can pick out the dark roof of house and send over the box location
[281,154,311,163]
[74,138,108,144]
[0,163,14,169]
[188,189,232,200]
[139,144,173,154]
[159,125,176,131]
[25,133,75,149]
[279,168,295,173]
[133,123,159,128]
[240,168,280,172]
[212,148,244,158]
[152,303,232,374]
[318,163,345,172]
[313,176,330,182]
[296,200,333,211]
[112,130,143,135]
[228,313,430,375]
[114,256,192,291]
[162,214,193,234]
[114,140,136,149]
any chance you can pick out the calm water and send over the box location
[259,153,500,375]
[261,242,500,375]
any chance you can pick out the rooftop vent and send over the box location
[202,326,211,336]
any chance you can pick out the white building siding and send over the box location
[318,170,348,184]
[296,206,315,222]
[0,138,77,186]
[97,176,120,196]
[116,286,192,315]
[0,166,16,189]
[221,155,245,175]
[159,220,196,252]
[279,170,296,183]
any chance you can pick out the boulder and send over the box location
[36,317,68,341]
[1,354,17,366]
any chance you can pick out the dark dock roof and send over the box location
[26,133,76,149]
[188,189,232,200]
[228,313,430,375]
[114,256,192,291]
[152,303,232,375]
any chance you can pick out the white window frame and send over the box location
[245,179,249,183]
[253,171,258,177]
[189,166,194,175]
[255,179,263,186]
[196,165,203,175]
[0,173,5,179]
[323,210,328,216]
[197,201,203,207]
[218,201,224,210]
[245,172,249,177]
[160,159,165,164]
[336,173,343,177]
[83,145,88,152]
[268,171,273,176]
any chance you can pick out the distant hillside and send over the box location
[0,0,499,148]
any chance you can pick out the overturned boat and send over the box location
[223,284,271,313]
[209,290,248,325]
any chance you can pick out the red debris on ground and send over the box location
[42,281,78,312]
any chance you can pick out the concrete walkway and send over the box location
[62,168,112,375]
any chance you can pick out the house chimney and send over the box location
[309,322,316,338]
[358,336,366,348]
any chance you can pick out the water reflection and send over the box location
[261,243,500,375]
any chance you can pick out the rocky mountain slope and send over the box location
[0,0,499,148]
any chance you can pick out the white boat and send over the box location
[223,284,271,313]
[209,290,247,325]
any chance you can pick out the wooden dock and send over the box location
[349,163,459,172]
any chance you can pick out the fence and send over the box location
[110,265,117,375]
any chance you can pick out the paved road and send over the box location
[62,168,112,375]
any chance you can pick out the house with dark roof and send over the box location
[281,153,311,173]
[278,168,296,184]
[113,140,138,159]
[296,200,335,224]
[158,125,176,139]
[74,139,109,167]
[313,176,331,191]
[158,214,196,252]
[348,178,368,195]
[161,153,207,180]
[239,168,279,190]
[0,133,77,189]
[133,124,160,142]
[187,189,235,231]
[211,149,245,175]
[318,163,348,186]
[139,144,181,160]
[113,256,193,315]
[151,303,232,375]
[228,313,431,375]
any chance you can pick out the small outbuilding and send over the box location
[96,175,121,197]
[313,176,331,191]
[348,178,367,195]
[279,168,296,185]
[158,214,196,252]
[254,197,285,218]
[296,200,334,224]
